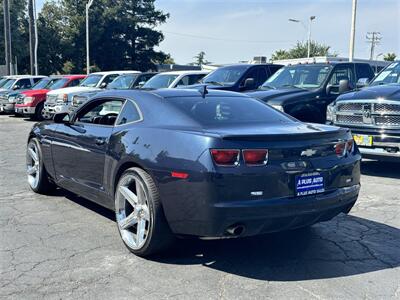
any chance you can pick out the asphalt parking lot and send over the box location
[0,114,399,300]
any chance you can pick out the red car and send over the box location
[15,75,86,120]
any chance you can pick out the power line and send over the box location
[163,31,292,44]
[366,32,382,61]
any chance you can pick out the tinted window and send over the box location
[77,100,123,126]
[356,64,374,80]
[257,67,269,86]
[202,66,248,86]
[168,96,293,126]
[329,65,355,85]
[240,68,258,89]
[268,65,282,75]
[176,74,205,87]
[33,77,43,83]
[101,74,119,87]
[263,65,332,89]
[117,100,141,125]
[68,79,82,87]
[17,79,32,89]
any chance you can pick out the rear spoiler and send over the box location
[221,128,350,142]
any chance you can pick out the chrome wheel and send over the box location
[116,174,151,250]
[27,142,40,189]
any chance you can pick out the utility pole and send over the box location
[307,16,316,58]
[33,0,38,75]
[349,0,357,62]
[86,0,94,75]
[366,32,382,61]
[3,0,12,75]
[28,0,35,75]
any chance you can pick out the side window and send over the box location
[116,100,142,125]
[268,65,282,75]
[17,79,32,89]
[176,75,190,87]
[188,74,205,85]
[257,67,269,86]
[76,100,123,126]
[329,65,356,86]
[33,77,42,83]
[67,79,82,87]
[240,68,258,89]
[356,64,374,80]
[102,74,119,87]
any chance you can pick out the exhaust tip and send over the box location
[226,224,245,237]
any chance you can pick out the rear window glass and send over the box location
[167,96,293,126]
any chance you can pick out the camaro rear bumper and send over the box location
[168,184,360,238]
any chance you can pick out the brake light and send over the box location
[243,149,268,166]
[335,139,354,157]
[210,149,240,166]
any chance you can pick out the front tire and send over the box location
[115,167,174,257]
[26,138,55,194]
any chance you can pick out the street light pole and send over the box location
[289,16,316,58]
[307,16,316,58]
[33,0,38,75]
[86,0,94,75]
[349,0,357,62]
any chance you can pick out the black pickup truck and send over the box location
[246,62,375,123]
[327,61,400,160]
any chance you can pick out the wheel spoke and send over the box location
[119,212,138,230]
[27,166,37,175]
[119,186,138,206]
[28,147,38,162]
[141,205,150,221]
[136,219,147,245]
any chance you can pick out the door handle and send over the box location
[95,138,106,145]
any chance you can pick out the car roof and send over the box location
[7,75,46,79]
[157,70,209,76]
[90,71,141,75]
[218,63,281,69]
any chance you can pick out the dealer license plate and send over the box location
[296,172,325,196]
[353,134,373,147]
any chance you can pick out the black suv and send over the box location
[327,61,400,160]
[189,64,283,92]
[246,62,375,123]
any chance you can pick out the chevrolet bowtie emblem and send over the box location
[301,149,317,157]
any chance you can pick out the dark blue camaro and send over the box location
[27,88,361,256]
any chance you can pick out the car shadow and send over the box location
[57,189,399,282]
[361,159,400,179]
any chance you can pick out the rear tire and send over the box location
[26,138,56,194]
[32,102,45,121]
[115,167,175,257]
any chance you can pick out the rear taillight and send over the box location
[210,149,240,166]
[243,149,268,166]
[335,139,354,157]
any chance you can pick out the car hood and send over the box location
[246,88,314,105]
[337,84,400,102]
[22,89,50,97]
[47,86,99,96]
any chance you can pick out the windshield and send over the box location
[31,78,54,90]
[142,74,178,89]
[202,66,248,86]
[107,74,137,90]
[370,62,400,86]
[80,75,102,87]
[49,78,68,90]
[262,65,332,89]
[168,96,293,127]
[2,79,16,90]
[0,78,10,88]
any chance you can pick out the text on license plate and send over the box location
[296,172,325,196]
[353,134,373,147]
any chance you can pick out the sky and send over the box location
[37,0,400,65]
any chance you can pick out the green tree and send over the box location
[0,0,30,73]
[384,53,397,61]
[271,41,336,61]
[193,51,208,66]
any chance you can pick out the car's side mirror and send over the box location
[53,112,71,124]
[12,85,20,90]
[99,82,107,88]
[357,78,369,88]
[242,78,255,90]
[326,84,333,95]
[137,81,145,88]
[338,79,350,94]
